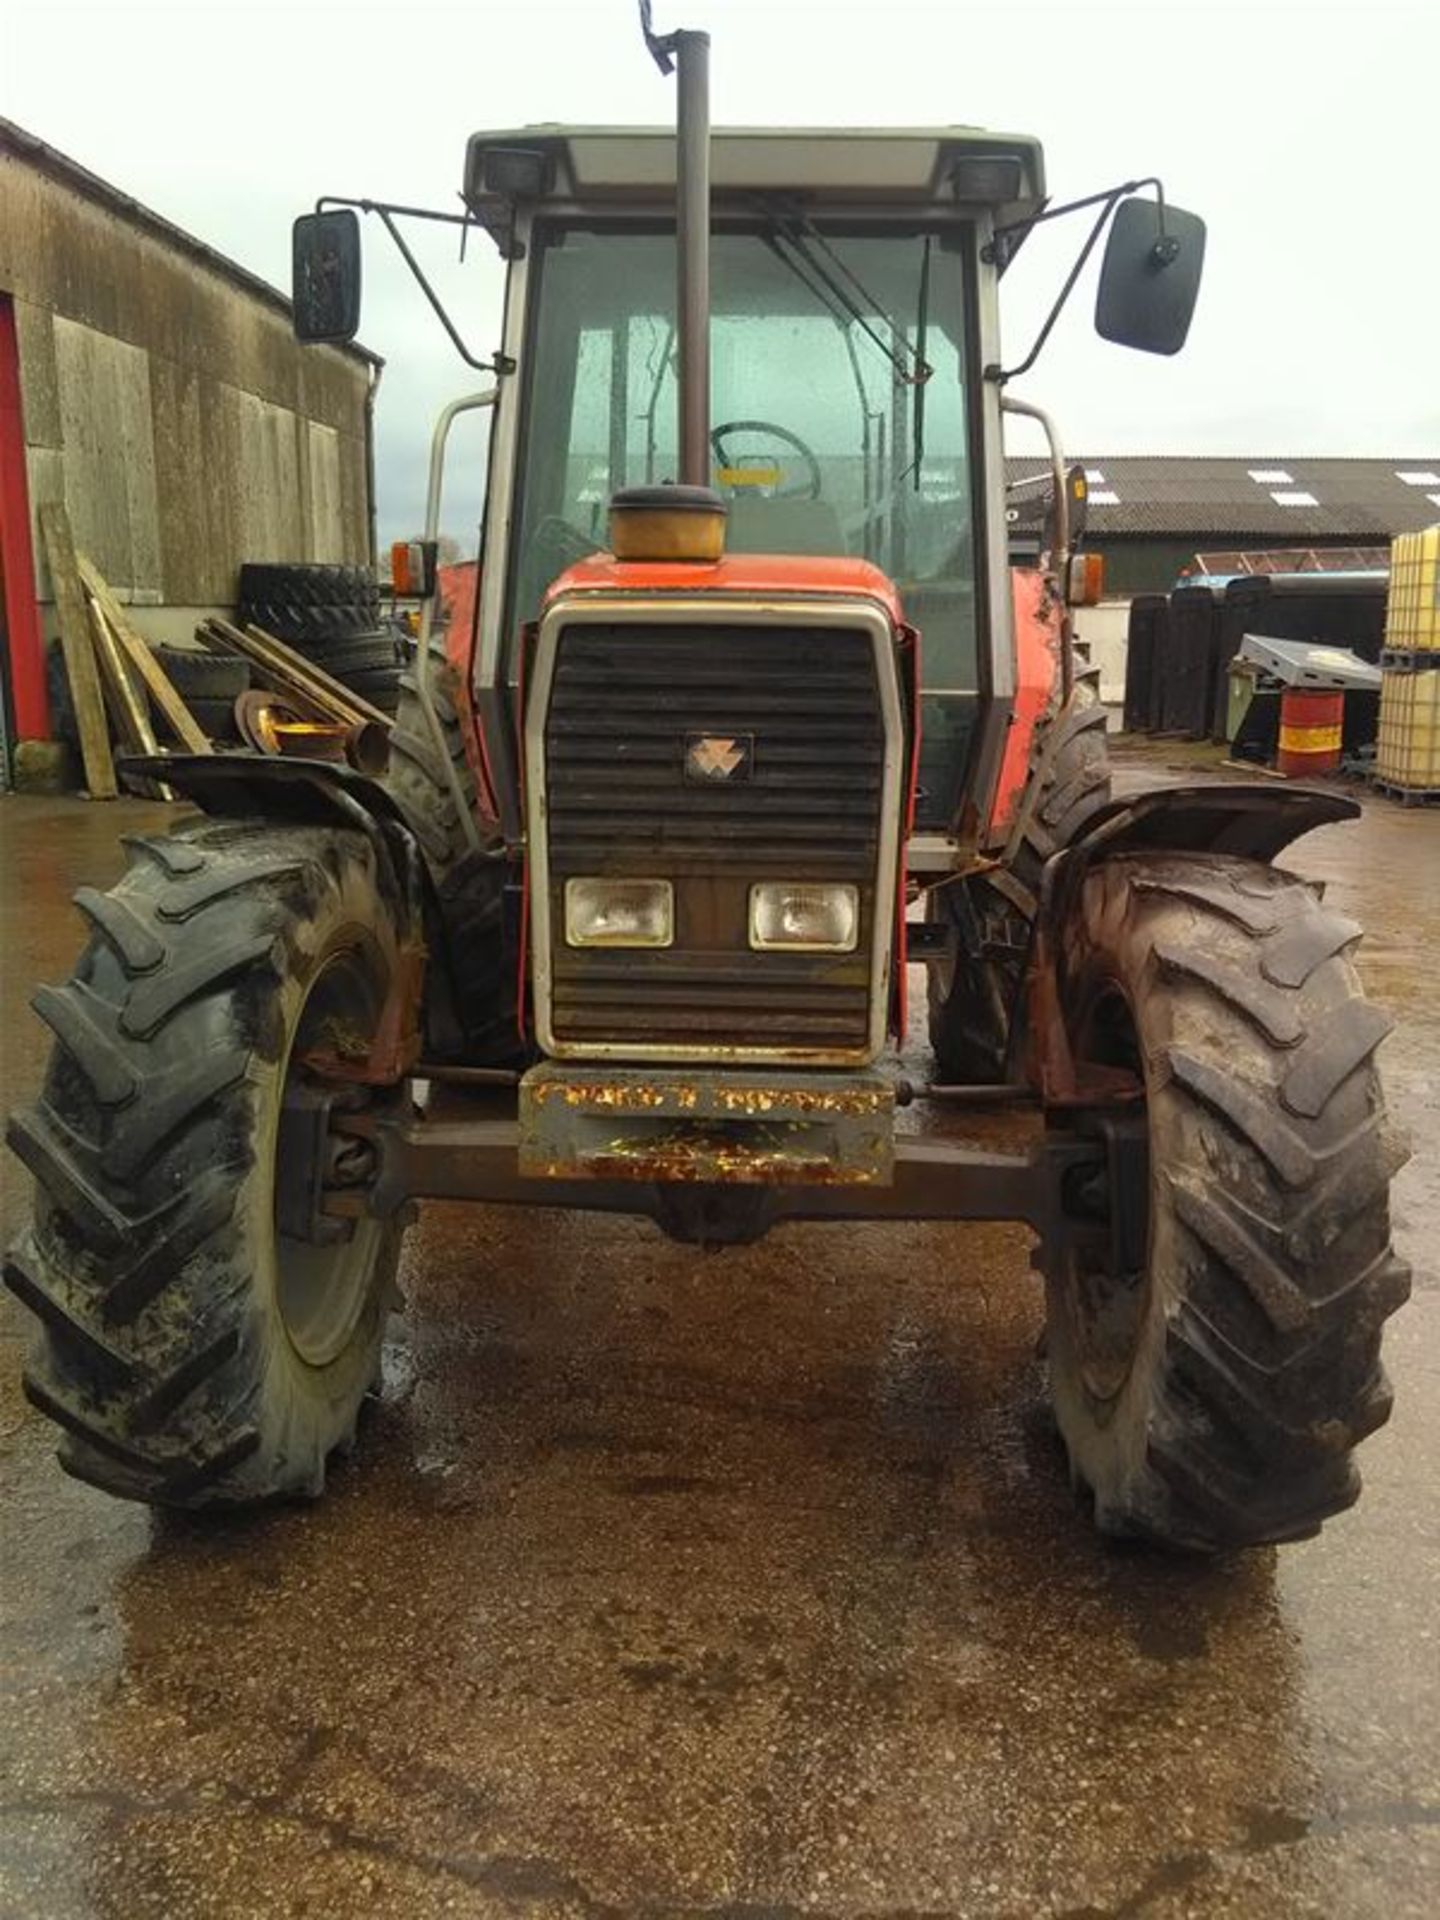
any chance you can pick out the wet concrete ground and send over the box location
[1,748,1437,1919]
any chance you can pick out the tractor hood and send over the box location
[542,551,905,623]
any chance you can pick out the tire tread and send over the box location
[1045,851,1408,1550]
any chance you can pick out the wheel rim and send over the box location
[1064,983,1153,1406]
[274,943,385,1368]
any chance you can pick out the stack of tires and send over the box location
[236,562,404,717]
[154,648,251,742]
[48,642,251,748]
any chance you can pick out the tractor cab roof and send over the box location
[462,124,1046,229]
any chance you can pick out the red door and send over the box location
[0,293,48,741]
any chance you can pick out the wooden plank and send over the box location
[87,598,154,752]
[239,622,390,730]
[199,616,390,731]
[195,618,343,723]
[39,501,117,799]
[76,553,212,754]
[87,600,175,801]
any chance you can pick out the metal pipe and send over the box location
[1000,394,1074,704]
[413,388,496,855]
[921,1082,1040,1105]
[674,28,711,485]
[413,1063,520,1087]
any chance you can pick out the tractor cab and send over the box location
[464,125,1045,835]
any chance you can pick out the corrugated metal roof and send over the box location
[1003,455,1440,539]
[0,116,382,368]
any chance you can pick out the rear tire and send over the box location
[4,822,406,1508]
[383,640,521,1063]
[1043,851,1409,1550]
[929,674,1111,1082]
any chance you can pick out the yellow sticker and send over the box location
[718,465,782,488]
[1279,724,1342,752]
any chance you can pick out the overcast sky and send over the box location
[6,0,1439,552]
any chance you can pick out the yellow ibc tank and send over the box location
[1385,524,1440,652]
[1377,662,1440,793]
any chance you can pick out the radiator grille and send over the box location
[541,621,889,1056]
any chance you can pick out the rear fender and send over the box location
[1024,782,1360,1101]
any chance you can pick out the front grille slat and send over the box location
[548,788,879,816]
[542,620,888,1056]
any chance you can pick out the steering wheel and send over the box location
[526,512,602,580]
[711,420,823,501]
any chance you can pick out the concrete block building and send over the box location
[0,119,380,780]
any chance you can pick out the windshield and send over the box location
[508,223,980,695]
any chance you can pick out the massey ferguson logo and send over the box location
[685,733,753,781]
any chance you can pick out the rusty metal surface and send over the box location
[520,1063,895,1186]
[334,1091,1080,1235]
[301,939,426,1088]
[3,755,1439,1919]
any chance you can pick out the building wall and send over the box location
[0,139,375,636]
[1090,538,1198,598]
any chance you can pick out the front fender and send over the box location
[1038,779,1360,954]
[1060,781,1359,867]
[1024,781,1360,1102]
[119,750,417,839]
[120,748,464,1074]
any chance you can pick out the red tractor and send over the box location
[6,8,1407,1548]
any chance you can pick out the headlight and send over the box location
[564,877,673,948]
[749,882,859,953]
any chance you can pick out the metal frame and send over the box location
[961,214,1018,841]
[474,208,536,845]
[328,1088,1107,1245]
[524,590,906,1065]
[1000,392,1073,705]
[414,388,497,855]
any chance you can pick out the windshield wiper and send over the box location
[907,235,932,491]
[759,200,933,389]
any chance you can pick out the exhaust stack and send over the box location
[640,4,711,488]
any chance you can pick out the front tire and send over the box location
[1043,851,1409,1550]
[5,821,407,1507]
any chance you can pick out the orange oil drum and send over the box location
[1277,688,1343,777]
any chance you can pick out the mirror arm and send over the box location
[984,194,1125,387]
[316,195,513,376]
[982,176,1174,381]
[986,175,1162,261]
[317,194,471,229]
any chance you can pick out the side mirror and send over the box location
[292,210,362,344]
[1095,197,1206,356]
